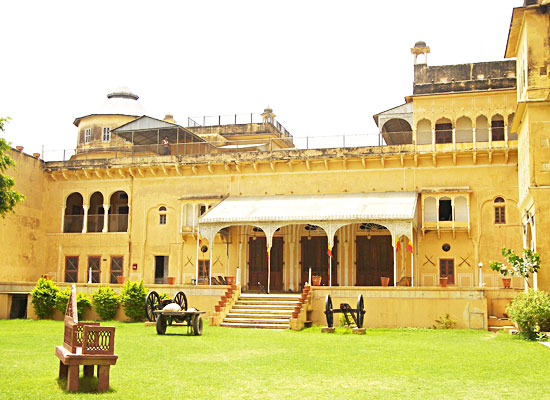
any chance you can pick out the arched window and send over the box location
[435,118,452,144]
[454,196,468,222]
[476,116,489,142]
[494,197,506,224]
[491,115,505,141]
[455,117,473,143]
[109,191,129,232]
[88,192,104,232]
[439,196,453,221]
[159,206,167,225]
[64,193,84,233]
[417,119,432,145]
[424,197,437,222]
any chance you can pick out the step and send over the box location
[220,322,289,329]
[226,313,292,319]
[488,325,516,333]
[239,294,301,299]
[228,308,293,314]
[224,317,290,324]
[488,316,513,327]
[235,300,299,306]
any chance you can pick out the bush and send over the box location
[55,287,92,320]
[92,286,120,320]
[434,314,456,329]
[31,278,59,319]
[120,280,147,321]
[507,289,550,339]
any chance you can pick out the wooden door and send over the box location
[440,259,454,284]
[356,236,393,286]
[300,236,337,286]
[249,237,267,289]
[270,237,284,291]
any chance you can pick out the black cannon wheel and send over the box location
[145,291,161,322]
[356,294,365,328]
[173,291,188,311]
[156,314,167,335]
[324,295,334,328]
[192,315,203,336]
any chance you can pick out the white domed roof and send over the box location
[96,87,145,116]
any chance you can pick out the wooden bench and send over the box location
[55,285,118,392]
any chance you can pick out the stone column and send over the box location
[102,204,110,233]
[82,205,89,234]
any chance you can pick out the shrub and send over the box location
[92,286,120,320]
[434,314,456,329]
[507,289,550,339]
[55,287,92,320]
[31,278,59,319]
[120,280,147,321]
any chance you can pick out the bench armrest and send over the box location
[82,326,116,355]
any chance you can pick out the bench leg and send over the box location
[97,365,110,392]
[67,365,79,392]
[59,361,68,378]
[83,365,94,377]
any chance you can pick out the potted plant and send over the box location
[489,247,541,290]
[116,275,125,284]
[312,275,322,286]
[166,276,175,285]
[380,276,390,287]
[439,276,448,287]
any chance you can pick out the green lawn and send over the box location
[1,320,549,399]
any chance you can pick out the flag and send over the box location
[395,238,401,252]
[198,232,202,246]
[407,240,413,253]
[327,247,333,258]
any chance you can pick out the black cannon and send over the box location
[324,294,365,329]
[145,290,204,335]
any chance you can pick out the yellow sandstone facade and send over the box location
[1,1,549,328]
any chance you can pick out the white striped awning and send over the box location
[199,192,417,224]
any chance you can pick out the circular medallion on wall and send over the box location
[442,243,451,252]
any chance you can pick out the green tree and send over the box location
[0,117,25,217]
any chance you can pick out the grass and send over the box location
[1,320,550,399]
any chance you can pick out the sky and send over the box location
[0,0,520,158]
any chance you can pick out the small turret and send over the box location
[411,41,430,65]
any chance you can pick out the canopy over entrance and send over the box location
[197,192,418,290]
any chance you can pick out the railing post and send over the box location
[306,136,309,149]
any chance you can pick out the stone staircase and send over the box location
[488,315,516,333]
[220,293,301,329]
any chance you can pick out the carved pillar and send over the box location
[82,205,89,234]
[102,204,110,233]
[61,206,66,233]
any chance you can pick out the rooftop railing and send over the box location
[187,113,292,139]
[41,129,519,163]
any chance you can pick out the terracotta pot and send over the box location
[225,276,235,285]
[42,274,52,280]
[116,275,125,284]
[312,275,322,286]
[219,300,226,307]
[380,277,390,287]
[502,277,512,289]
[33,153,40,158]
[215,305,222,312]
[294,306,301,313]
[439,277,448,288]
[291,312,299,319]
[167,276,175,285]
[16,146,23,151]
[231,284,238,291]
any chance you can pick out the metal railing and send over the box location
[187,113,292,139]
[41,129,520,163]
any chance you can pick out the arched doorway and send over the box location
[109,191,129,232]
[300,224,337,287]
[355,223,393,286]
[247,226,284,291]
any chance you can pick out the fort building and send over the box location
[1,1,549,329]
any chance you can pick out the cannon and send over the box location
[323,294,365,329]
[145,290,204,335]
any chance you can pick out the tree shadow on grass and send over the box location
[56,377,116,394]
